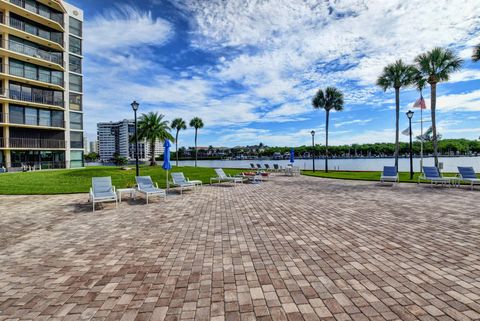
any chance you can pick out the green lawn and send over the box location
[302,170,458,183]
[0,166,243,195]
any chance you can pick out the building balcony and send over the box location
[0,13,64,47]
[1,137,66,149]
[0,112,65,129]
[0,64,64,88]
[8,0,64,27]
[1,38,63,67]
[0,87,64,108]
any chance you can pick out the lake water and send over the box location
[175,157,480,172]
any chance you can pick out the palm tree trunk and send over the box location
[325,110,329,173]
[431,82,439,167]
[194,129,198,167]
[175,130,179,167]
[150,140,156,166]
[395,87,400,169]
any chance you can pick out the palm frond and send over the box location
[473,44,480,62]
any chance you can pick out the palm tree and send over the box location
[312,87,344,173]
[376,60,417,169]
[171,118,187,167]
[473,44,480,62]
[415,47,463,166]
[137,112,174,166]
[189,117,204,167]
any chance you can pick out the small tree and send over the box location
[189,117,204,167]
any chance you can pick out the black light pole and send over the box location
[131,101,140,177]
[406,110,414,179]
[311,130,316,172]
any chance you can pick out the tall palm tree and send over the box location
[137,112,174,166]
[376,60,417,169]
[415,47,463,166]
[171,118,187,167]
[312,87,344,173]
[189,117,204,167]
[473,44,480,62]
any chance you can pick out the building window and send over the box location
[52,111,64,128]
[9,106,24,124]
[69,73,82,92]
[69,35,82,55]
[8,105,64,127]
[39,109,51,127]
[70,150,84,168]
[69,17,82,37]
[69,54,82,73]
[8,59,63,86]
[69,93,82,111]
[70,131,83,149]
[70,112,83,130]
[25,108,38,125]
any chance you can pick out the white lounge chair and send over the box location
[136,176,166,204]
[171,172,196,194]
[380,166,399,183]
[418,166,453,187]
[457,167,480,190]
[210,168,244,185]
[90,177,117,212]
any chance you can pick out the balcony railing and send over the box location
[0,87,65,107]
[1,64,64,87]
[9,0,64,26]
[0,112,6,123]
[1,38,63,66]
[0,14,64,46]
[0,138,6,148]
[7,138,66,149]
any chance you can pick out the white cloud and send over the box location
[334,118,373,128]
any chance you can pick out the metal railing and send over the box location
[0,87,65,107]
[8,161,67,171]
[0,113,65,128]
[0,112,6,123]
[0,138,6,148]
[1,64,64,87]
[1,38,63,66]
[7,138,66,149]
[0,14,64,46]
[9,0,64,26]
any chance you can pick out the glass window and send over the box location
[25,108,38,125]
[69,36,82,55]
[24,63,37,80]
[39,109,51,127]
[53,91,63,107]
[44,90,54,105]
[38,68,51,83]
[70,131,83,149]
[9,106,24,124]
[21,86,31,102]
[38,4,50,19]
[25,0,37,13]
[69,73,82,92]
[9,60,24,77]
[9,83,21,100]
[51,71,63,86]
[69,17,82,37]
[52,111,64,128]
[69,112,83,130]
[69,54,82,73]
[32,87,43,104]
[70,150,84,168]
[69,93,82,111]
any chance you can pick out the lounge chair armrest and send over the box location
[155,182,159,188]
[112,186,116,192]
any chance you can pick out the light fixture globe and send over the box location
[311,130,315,136]
[406,110,414,119]
[131,100,139,111]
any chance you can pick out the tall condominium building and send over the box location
[0,0,84,170]
[88,140,97,153]
[97,119,164,162]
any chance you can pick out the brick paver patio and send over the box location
[0,175,479,321]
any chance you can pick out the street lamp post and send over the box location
[131,101,140,177]
[406,110,414,179]
[311,130,316,172]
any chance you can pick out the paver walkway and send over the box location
[0,175,479,321]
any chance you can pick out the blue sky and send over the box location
[71,0,480,148]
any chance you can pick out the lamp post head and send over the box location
[406,110,414,119]
[311,130,315,137]
[131,100,139,111]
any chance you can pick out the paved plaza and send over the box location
[0,175,479,321]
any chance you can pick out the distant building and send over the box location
[89,140,98,153]
[97,119,164,161]
[83,135,88,154]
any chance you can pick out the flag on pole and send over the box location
[402,127,410,136]
[413,96,426,109]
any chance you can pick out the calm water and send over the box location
[175,157,480,172]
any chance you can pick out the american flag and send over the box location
[413,96,426,109]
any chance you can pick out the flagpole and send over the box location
[420,93,424,170]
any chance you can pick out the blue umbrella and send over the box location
[162,140,172,191]
[289,148,295,163]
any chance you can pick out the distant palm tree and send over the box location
[189,117,204,167]
[137,112,174,166]
[376,60,417,169]
[473,44,480,62]
[415,47,463,166]
[312,87,344,173]
[171,118,187,167]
